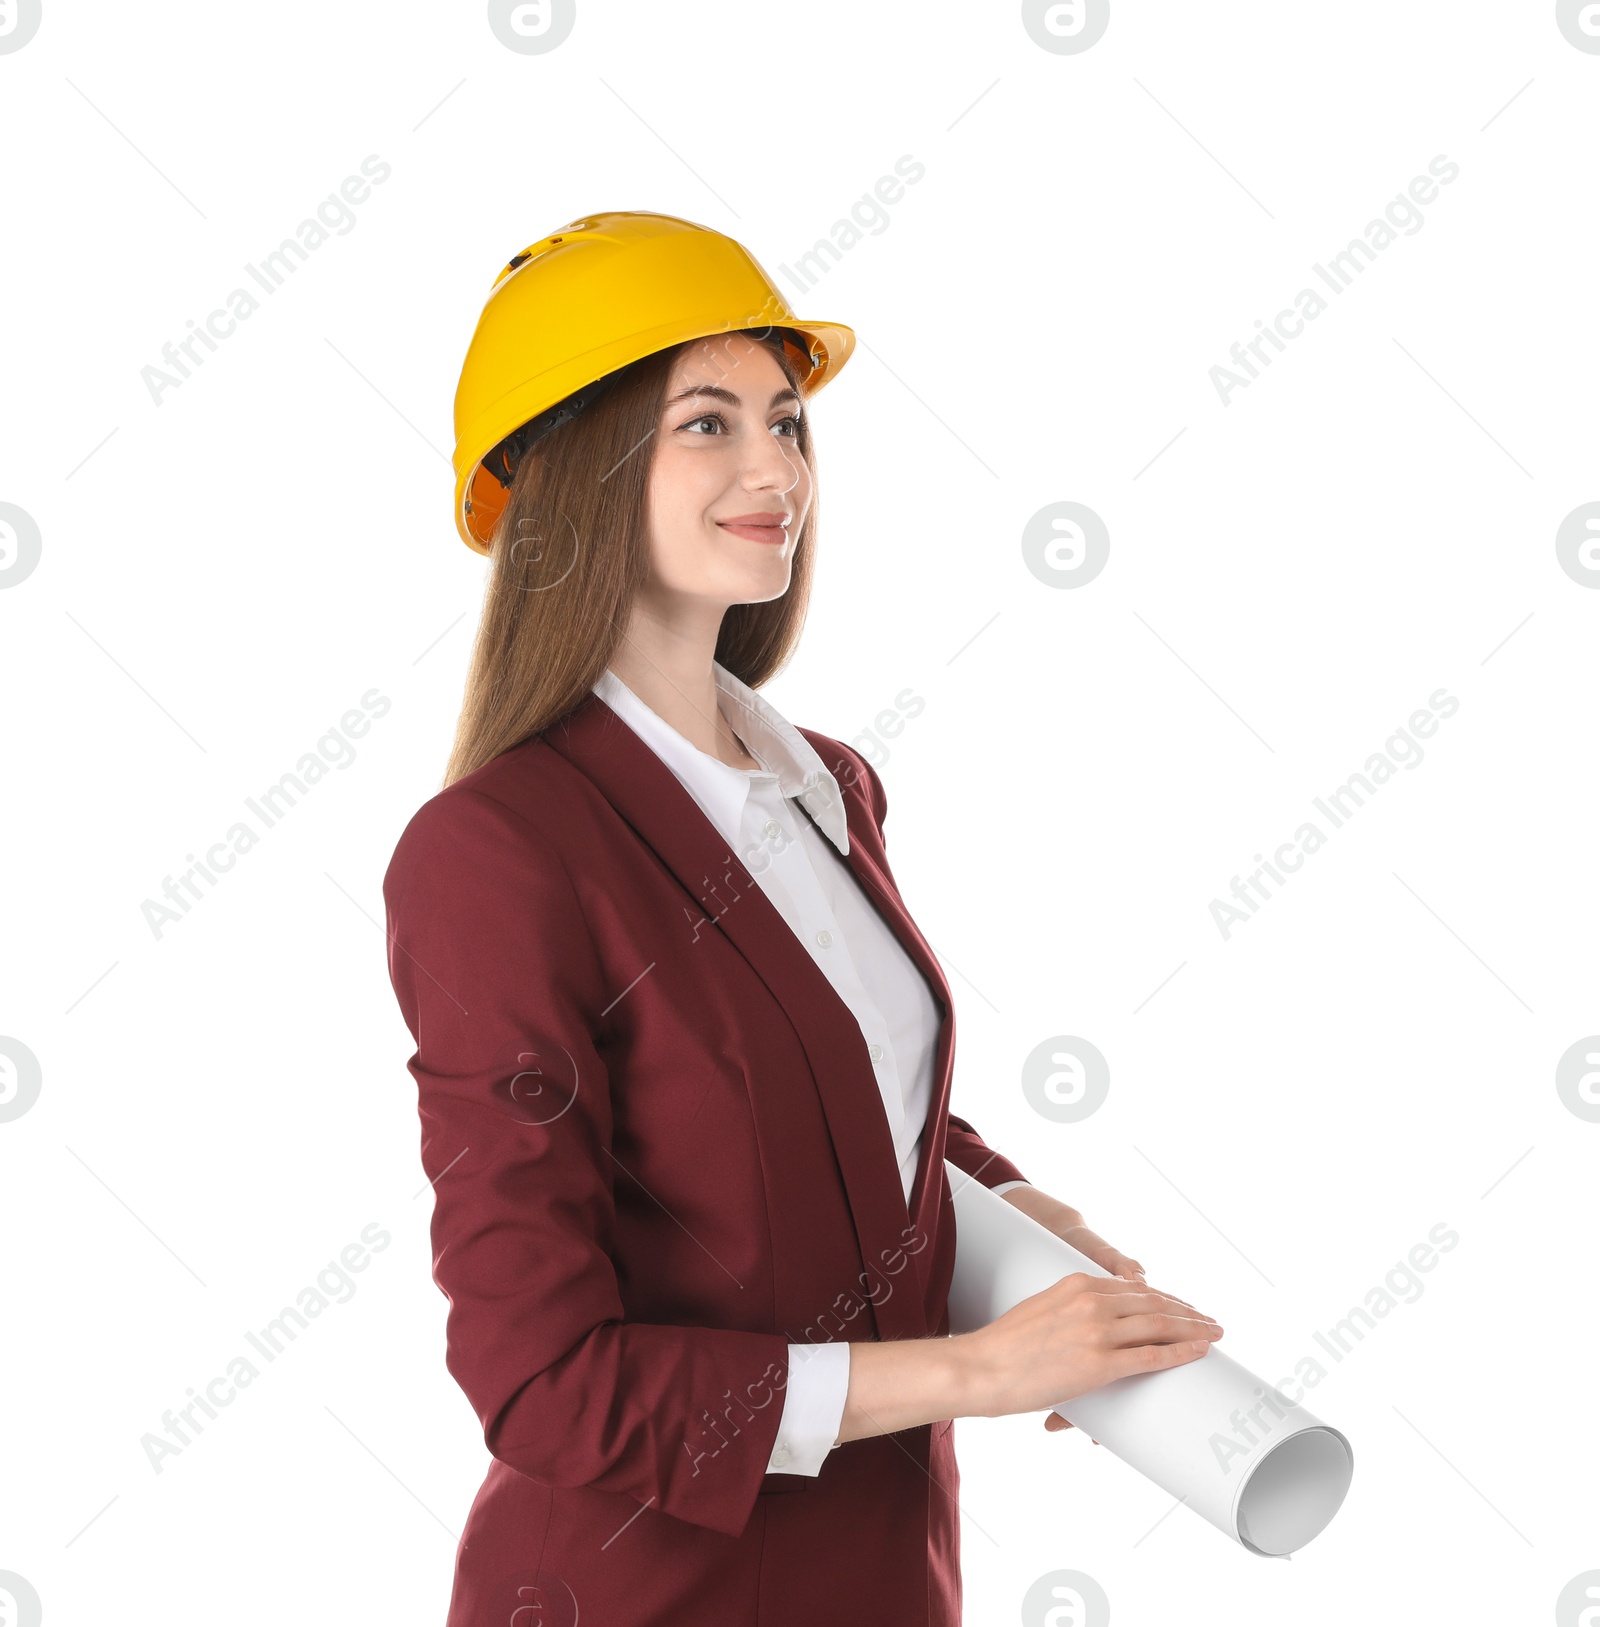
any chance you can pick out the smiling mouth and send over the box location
[716,518,790,544]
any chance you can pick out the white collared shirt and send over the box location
[590,662,1026,1475]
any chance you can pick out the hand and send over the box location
[1044,1410,1096,1443]
[998,1188,1146,1283]
[1040,1264,1187,1445]
[993,1189,1204,1441]
[955,1272,1223,1425]
[1047,1235,1150,1441]
[1058,1222,1146,1285]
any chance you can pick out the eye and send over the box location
[679,412,727,435]
[772,413,804,439]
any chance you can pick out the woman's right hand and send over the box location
[954,1272,1224,1421]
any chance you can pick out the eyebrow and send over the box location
[666,383,802,410]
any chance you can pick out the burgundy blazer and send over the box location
[383,689,1027,1627]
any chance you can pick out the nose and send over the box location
[740,423,806,498]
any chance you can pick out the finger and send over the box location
[1090,1274,1170,1296]
[1105,1335,1216,1380]
[1120,1286,1219,1324]
[1043,1413,1073,1432]
[1092,1280,1219,1321]
[1094,1275,1187,1299]
[1105,1311,1223,1348]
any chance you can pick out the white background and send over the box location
[3,2,1597,1623]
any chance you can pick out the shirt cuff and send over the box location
[766,1342,851,1476]
[990,1179,1031,1196]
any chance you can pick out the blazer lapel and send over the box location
[542,692,930,1342]
[792,731,958,1312]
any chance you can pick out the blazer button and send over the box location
[815,929,833,948]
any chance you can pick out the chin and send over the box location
[720,561,791,606]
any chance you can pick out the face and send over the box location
[642,333,812,617]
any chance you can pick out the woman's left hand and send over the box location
[996,1185,1147,1284]
[1056,1220,1146,1286]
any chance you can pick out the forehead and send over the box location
[668,332,789,390]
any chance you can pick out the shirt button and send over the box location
[771,1445,790,1467]
[763,819,782,839]
[815,929,833,949]
[868,1043,884,1063]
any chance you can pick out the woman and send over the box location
[383,212,1223,1626]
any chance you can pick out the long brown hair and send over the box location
[443,330,818,787]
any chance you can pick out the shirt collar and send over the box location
[590,660,850,856]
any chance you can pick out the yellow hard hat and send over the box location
[451,210,856,554]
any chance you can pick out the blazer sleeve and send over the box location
[383,785,791,1539]
[944,1115,1030,1189]
[853,756,1030,1191]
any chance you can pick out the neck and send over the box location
[607,596,746,765]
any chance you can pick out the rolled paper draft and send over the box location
[944,1162,1354,1557]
